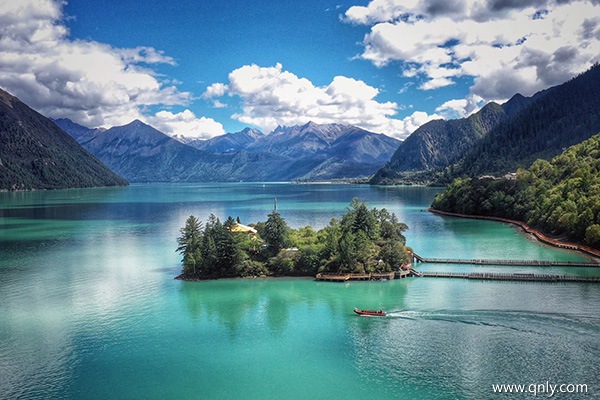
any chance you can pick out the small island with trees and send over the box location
[176,199,411,280]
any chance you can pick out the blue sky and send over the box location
[1,0,599,139]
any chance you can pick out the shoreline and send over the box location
[0,183,128,193]
[428,208,600,260]
[175,274,315,282]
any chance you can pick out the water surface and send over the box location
[0,183,598,399]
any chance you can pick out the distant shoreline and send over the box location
[428,208,600,261]
[174,274,314,282]
[0,183,128,193]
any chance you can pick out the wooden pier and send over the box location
[395,269,411,279]
[315,268,600,283]
[314,258,600,283]
[418,271,600,283]
[316,271,396,282]
[411,252,599,267]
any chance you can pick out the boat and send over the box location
[354,307,386,317]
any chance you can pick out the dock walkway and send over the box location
[316,272,397,282]
[315,258,600,284]
[412,252,599,267]
[419,271,600,283]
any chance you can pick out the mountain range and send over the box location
[4,65,599,190]
[0,88,127,191]
[54,119,400,182]
[371,64,600,185]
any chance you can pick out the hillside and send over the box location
[0,88,127,190]
[449,64,600,179]
[372,65,600,185]
[370,94,534,185]
[431,133,600,248]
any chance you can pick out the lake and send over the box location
[0,183,599,399]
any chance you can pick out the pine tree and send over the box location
[177,215,202,276]
[264,210,289,256]
[214,219,241,276]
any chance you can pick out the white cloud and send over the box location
[396,110,442,136]
[208,63,439,139]
[345,0,600,103]
[343,0,420,25]
[435,94,484,119]
[202,82,228,98]
[146,110,225,139]
[419,77,455,91]
[0,0,217,133]
[211,100,228,109]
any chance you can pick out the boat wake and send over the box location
[382,309,600,335]
[385,310,421,319]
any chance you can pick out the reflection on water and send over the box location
[179,278,409,337]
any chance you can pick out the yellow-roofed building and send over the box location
[230,223,258,235]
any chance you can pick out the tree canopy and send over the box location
[432,132,600,249]
[176,199,411,280]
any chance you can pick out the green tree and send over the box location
[213,219,242,276]
[201,215,220,276]
[338,231,357,272]
[379,241,408,271]
[264,210,290,256]
[342,198,377,238]
[585,224,600,247]
[177,215,202,276]
[432,132,600,249]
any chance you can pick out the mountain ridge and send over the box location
[449,64,600,179]
[55,119,400,182]
[371,65,600,185]
[431,131,600,249]
[0,88,127,191]
[370,92,536,185]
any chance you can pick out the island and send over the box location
[175,199,412,280]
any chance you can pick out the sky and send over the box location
[0,0,599,140]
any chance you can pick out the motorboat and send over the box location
[354,307,386,317]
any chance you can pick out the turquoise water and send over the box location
[0,183,599,399]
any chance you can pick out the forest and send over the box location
[432,133,600,248]
[176,199,411,279]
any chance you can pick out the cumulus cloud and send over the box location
[0,0,219,136]
[435,94,485,119]
[345,0,600,102]
[207,63,439,139]
[203,82,228,98]
[145,110,225,139]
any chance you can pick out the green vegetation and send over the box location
[177,199,411,279]
[432,133,600,248]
